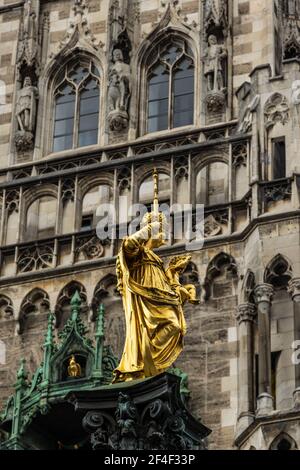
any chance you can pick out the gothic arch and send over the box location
[22,184,58,241]
[192,148,229,174]
[23,184,58,209]
[204,252,238,300]
[270,432,298,450]
[78,173,114,200]
[91,273,119,319]
[264,254,293,289]
[55,281,87,328]
[18,288,50,334]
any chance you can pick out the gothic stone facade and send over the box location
[0,0,300,451]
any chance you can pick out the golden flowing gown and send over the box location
[113,226,187,382]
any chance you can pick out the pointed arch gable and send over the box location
[270,432,298,450]
[204,252,238,300]
[55,281,87,328]
[264,253,293,288]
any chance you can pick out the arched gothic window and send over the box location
[53,61,100,152]
[146,40,194,133]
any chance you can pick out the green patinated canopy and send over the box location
[0,291,118,450]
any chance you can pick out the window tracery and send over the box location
[146,40,194,133]
[53,61,100,152]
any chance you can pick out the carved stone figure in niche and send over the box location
[108,48,131,132]
[15,76,38,151]
[203,34,227,93]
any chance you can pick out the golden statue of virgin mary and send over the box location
[113,169,199,383]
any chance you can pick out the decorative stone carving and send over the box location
[236,303,256,324]
[203,34,227,93]
[108,49,131,132]
[62,178,75,204]
[288,278,300,302]
[17,244,54,273]
[118,166,131,191]
[0,295,14,321]
[232,142,248,168]
[174,156,189,180]
[254,284,274,305]
[17,0,40,82]
[282,1,300,60]
[53,0,101,57]
[76,235,106,260]
[264,93,289,130]
[237,95,260,134]
[204,0,228,35]
[205,92,226,114]
[15,76,39,152]
[204,214,222,237]
[5,190,20,214]
[263,180,292,204]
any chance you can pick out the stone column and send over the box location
[254,283,274,415]
[288,278,300,408]
[236,303,257,435]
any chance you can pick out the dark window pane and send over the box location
[81,86,100,99]
[148,99,168,118]
[174,93,194,113]
[149,65,168,83]
[53,134,73,152]
[56,86,75,104]
[78,130,98,147]
[272,138,286,179]
[54,118,74,137]
[148,81,169,100]
[148,114,168,133]
[174,76,194,96]
[55,101,75,120]
[80,96,99,115]
[173,109,193,128]
[79,113,99,132]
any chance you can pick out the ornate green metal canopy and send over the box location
[0,292,118,450]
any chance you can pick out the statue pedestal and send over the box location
[68,373,211,450]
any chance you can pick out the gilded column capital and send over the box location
[288,278,300,303]
[254,283,274,305]
[236,303,256,324]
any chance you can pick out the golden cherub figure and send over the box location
[67,355,81,378]
[165,255,200,305]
